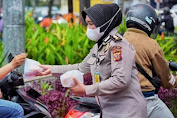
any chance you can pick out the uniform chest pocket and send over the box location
[87,57,96,65]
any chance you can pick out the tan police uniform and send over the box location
[52,33,147,118]
[124,28,177,92]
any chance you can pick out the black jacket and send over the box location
[161,14,174,32]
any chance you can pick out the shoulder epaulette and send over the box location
[112,34,122,42]
[102,34,122,46]
[102,35,112,45]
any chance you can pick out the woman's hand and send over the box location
[37,65,52,75]
[69,78,86,95]
[9,53,27,70]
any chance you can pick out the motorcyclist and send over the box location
[160,6,174,34]
[123,3,177,118]
[0,53,27,118]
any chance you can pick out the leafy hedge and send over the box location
[156,34,177,61]
[25,11,94,65]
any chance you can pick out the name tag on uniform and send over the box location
[94,72,101,83]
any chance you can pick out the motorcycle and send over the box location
[0,70,52,118]
[65,61,177,118]
[65,96,100,118]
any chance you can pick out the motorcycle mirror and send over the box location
[169,61,177,71]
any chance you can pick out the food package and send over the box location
[24,58,41,79]
[60,70,84,87]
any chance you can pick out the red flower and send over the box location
[45,37,49,44]
[160,32,165,39]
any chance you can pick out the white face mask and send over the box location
[86,8,121,42]
[86,27,104,42]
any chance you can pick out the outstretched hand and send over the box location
[69,78,86,95]
[10,53,27,70]
[37,65,52,76]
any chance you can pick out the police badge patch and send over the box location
[112,46,122,61]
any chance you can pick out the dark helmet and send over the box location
[164,7,170,15]
[126,4,159,36]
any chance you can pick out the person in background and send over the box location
[0,8,3,41]
[0,16,3,41]
[0,16,3,33]
[37,3,147,118]
[0,53,27,118]
[124,3,177,118]
[160,6,174,34]
[0,8,3,33]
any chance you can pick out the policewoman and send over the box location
[38,3,147,118]
[124,4,176,118]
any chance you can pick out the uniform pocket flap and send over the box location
[87,57,96,65]
[99,55,106,63]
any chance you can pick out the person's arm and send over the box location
[0,53,27,80]
[51,48,94,75]
[38,45,95,76]
[152,47,176,89]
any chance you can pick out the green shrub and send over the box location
[156,35,177,61]
[118,17,127,34]
[25,12,94,65]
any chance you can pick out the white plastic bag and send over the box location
[24,58,41,79]
[60,70,84,87]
